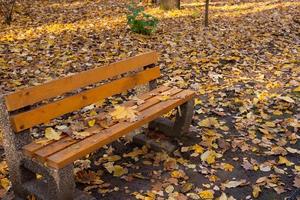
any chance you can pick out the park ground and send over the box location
[0,0,299,199]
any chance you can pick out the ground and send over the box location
[0,0,299,199]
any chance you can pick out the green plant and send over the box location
[127,1,158,35]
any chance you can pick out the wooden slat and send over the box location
[22,137,63,157]
[24,86,178,160]
[33,124,110,162]
[5,51,159,112]
[34,136,79,159]
[46,90,195,169]
[11,67,161,132]
[22,85,171,157]
[137,87,182,111]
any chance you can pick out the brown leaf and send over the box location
[294,175,300,188]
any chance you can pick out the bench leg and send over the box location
[21,159,75,200]
[0,98,33,198]
[149,98,194,137]
[135,99,194,153]
[172,98,195,136]
[0,98,94,200]
[17,158,94,200]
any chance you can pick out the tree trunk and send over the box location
[160,0,180,10]
[204,0,209,27]
[0,0,16,25]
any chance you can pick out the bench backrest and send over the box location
[4,51,159,133]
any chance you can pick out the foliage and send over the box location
[0,0,16,25]
[127,1,158,35]
[0,0,300,199]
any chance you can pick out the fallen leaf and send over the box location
[113,165,128,177]
[278,96,295,103]
[278,156,294,166]
[198,117,220,128]
[252,185,261,198]
[0,178,10,190]
[222,179,247,189]
[73,131,92,139]
[192,144,204,154]
[158,95,170,101]
[110,105,139,122]
[221,163,234,172]
[45,128,62,141]
[294,176,300,188]
[198,190,214,199]
[88,119,96,127]
[293,86,300,92]
[201,150,217,164]
[171,170,186,179]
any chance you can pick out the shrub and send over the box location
[127,1,158,35]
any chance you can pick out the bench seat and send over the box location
[23,86,195,169]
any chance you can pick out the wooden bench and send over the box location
[0,51,195,200]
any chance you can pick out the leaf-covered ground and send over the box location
[0,0,300,199]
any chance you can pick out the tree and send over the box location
[160,0,180,10]
[0,0,16,25]
[204,0,209,27]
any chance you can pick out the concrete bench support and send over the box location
[0,97,94,200]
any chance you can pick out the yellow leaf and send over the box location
[252,185,261,198]
[110,106,138,122]
[273,110,283,115]
[208,175,218,182]
[278,156,294,166]
[0,178,10,190]
[171,170,185,179]
[222,163,234,172]
[220,125,229,131]
[88,119,96,127]
[199,190,214,199]
[198,117,220,128]
[192,144,204,154]
[293,86,300,92]
[295,165,300,172]
[194,98,202,105]
[45,128,61,141]
[0,161,8,174]
[265,121,276,127]
[36,174,43,180]
[113,165,128,177]
[201,150,217,164]
[89,110,97,116]
[199,88,206,95]
[158,95,170,101]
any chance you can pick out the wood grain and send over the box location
[22,85,171,158]
[11,67,161,132]
[5,51,159,111]
[46,90,195,169]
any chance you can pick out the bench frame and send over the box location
[0,52,194,200]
